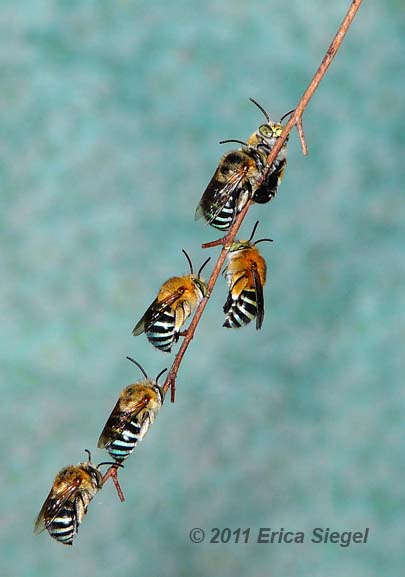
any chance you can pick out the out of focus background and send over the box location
[1,1,404,575]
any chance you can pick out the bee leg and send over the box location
[102,465,125,503]
[78,493,87,516]
[177,330,189,339]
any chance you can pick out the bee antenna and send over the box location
[182,249,194,275]
[85,449,92,462]
[254,238,274,245]
[155,367,168,383]
[248,221,260,243]
[97,462,124,469]
[126,356,148,379]
[197,256,211,278]
[219,139,248,146]
[279,108,295,123]
[249,97,270,123]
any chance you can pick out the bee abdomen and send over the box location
[208,196,237,230]
[223,289,257,328]
[105,419,143,462]
[146,311,176,352]
[48,502,77,546]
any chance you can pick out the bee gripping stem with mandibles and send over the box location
[97,357,167,493]
[34,450,122,545]
[132,251,211,353]
[195,98,293,232]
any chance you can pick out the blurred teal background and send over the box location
[1,1,404,575]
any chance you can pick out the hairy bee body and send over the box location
[98,381,163,462]
[223,242,267,329]
[251,156,287,205]
[133,275,207,352]
[34,461,103,545]
[196,149,259,230]
[195,106,288,230]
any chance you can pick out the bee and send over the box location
[34,450,117,545]
[195,98,293,230]
[98,357,166,463]
[223,221,273,330]
[132,251,211,352]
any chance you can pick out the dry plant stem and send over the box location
[103,0,363,488]
[164,0,363,399]
[102,466,126,502]
[164,200,251,401]
[262,0,363,170]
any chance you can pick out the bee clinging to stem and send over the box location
[132,251,211,352]
[98,356,166,464]
[195,98,294,230]
[223,221,273,330]
[34,450,121,545]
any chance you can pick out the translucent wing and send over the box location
[98,396,151,448]
[252,265,264,330]
[34,478,82,534]
[132,288,185,336]
[132,299,156,336]
[195,151,252,224]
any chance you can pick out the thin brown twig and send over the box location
[163,0,363,398]
[103,0,363,492]
[261,0,363,176]
[296,117,308,156]
[164,199,251,401]
[102,466,126,502]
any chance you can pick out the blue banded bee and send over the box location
[132,251,210,352]
[195,99,293,230]
[34,450,117,545]
[97,357,166,463]
[223,221,273,329]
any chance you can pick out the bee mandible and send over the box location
[223,221,273,330]
[195,98,293,230]
[97,357,167,463]
[34,450,118,545]
[132,251,211,352]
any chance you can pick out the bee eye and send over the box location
[259,124,273,137]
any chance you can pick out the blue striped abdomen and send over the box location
[208,196,237,230]
[223,289,257,328]
[105,415,151,462]
[145,310,176,352]
[48,502,77,545]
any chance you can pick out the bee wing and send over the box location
[133,289,185,335]
[195,164,248,223]
[98,397,151,447]
[34,479,82,534]
[132,300,156,336]
[252,266,264,330]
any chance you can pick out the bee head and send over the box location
[192,276,208,298]
[230,221,274,252]
[79,449,106,487]
[125,357,167,401]
[181,249,210,297]
[258,123,283,139]
[228,240,251,253]
[250,98,294,143]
